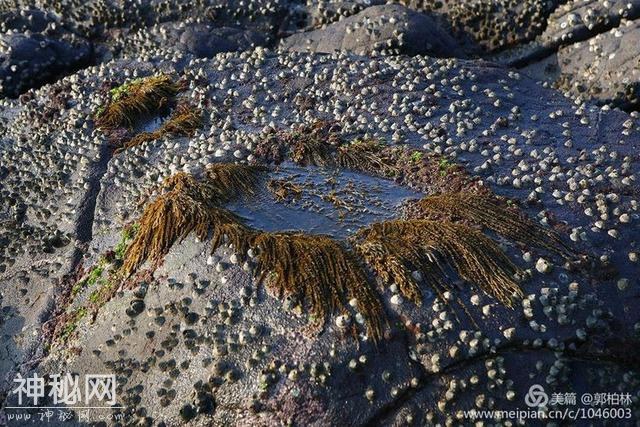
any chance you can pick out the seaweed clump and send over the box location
[116,104,202,153]
[353,220,523,307]
[95,75,182,130]
[253,232,385,341]
[121,165,262,276]
[336,138,399,178]
[121,164,387,341]
[256,122,484,195]
[254,120,341,166]
[267,179,303,201]
[407,192,573,257]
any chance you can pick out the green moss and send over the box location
[115,223,139,261]
[71,259,106,297]
[86,265,104,286]
[410,151,423,162]
[109,78,144,101]
[89,278,113,304]
[438,158,452,176]
[88,290,100,304]
[95,75,181,130]
[60,307,87,343]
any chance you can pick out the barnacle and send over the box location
[117,104,202,153]
[353,220,523,307]
[252,232,385,341]
[408,192,573,257]
[95,74,182,130]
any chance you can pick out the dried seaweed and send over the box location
[121,166,387,341]
[353,220,523,307]
[252,232,385,341]
[117,104,202,153]
[121,167,261,276]
[408,192,573,257]
[336,139,398,178]
[95,75,181,130]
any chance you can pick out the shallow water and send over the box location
[137,115,165,133]
[225,163,421,240]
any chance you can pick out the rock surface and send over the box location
[280,4,476,57]
[0,11,92,97]
[0,1,640,426]
[1,47,639,425]
[493,0,640,109]
[523,18,640,110]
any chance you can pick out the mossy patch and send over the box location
[57,307,88,345]
[411,151,423,163]
[438,157,452,176]
[115,223,140,261]
[71,258,106,297]
[254,121,483,195]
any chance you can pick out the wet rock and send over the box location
[179,403,197,422]
[178,24,267,58]
[280,4,475,57]
[0,32,92,97]
[524,19,640,110]
[126,299,146,317]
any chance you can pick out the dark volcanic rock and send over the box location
[0,32,92,98]
[1,1,640,425]
[523,19,640,110]
[178,24,267,58]
[492,0,640,109]
[398,0,561,52]
[102,20,270,61]
[539,0,640,47]
[1,50,638,425]
[280,4,475,57]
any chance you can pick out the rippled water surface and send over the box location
[226,163,422,240]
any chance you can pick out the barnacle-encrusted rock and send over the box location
[279,4,476,58]
[0,31,92,97]
[0,44,639,426]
